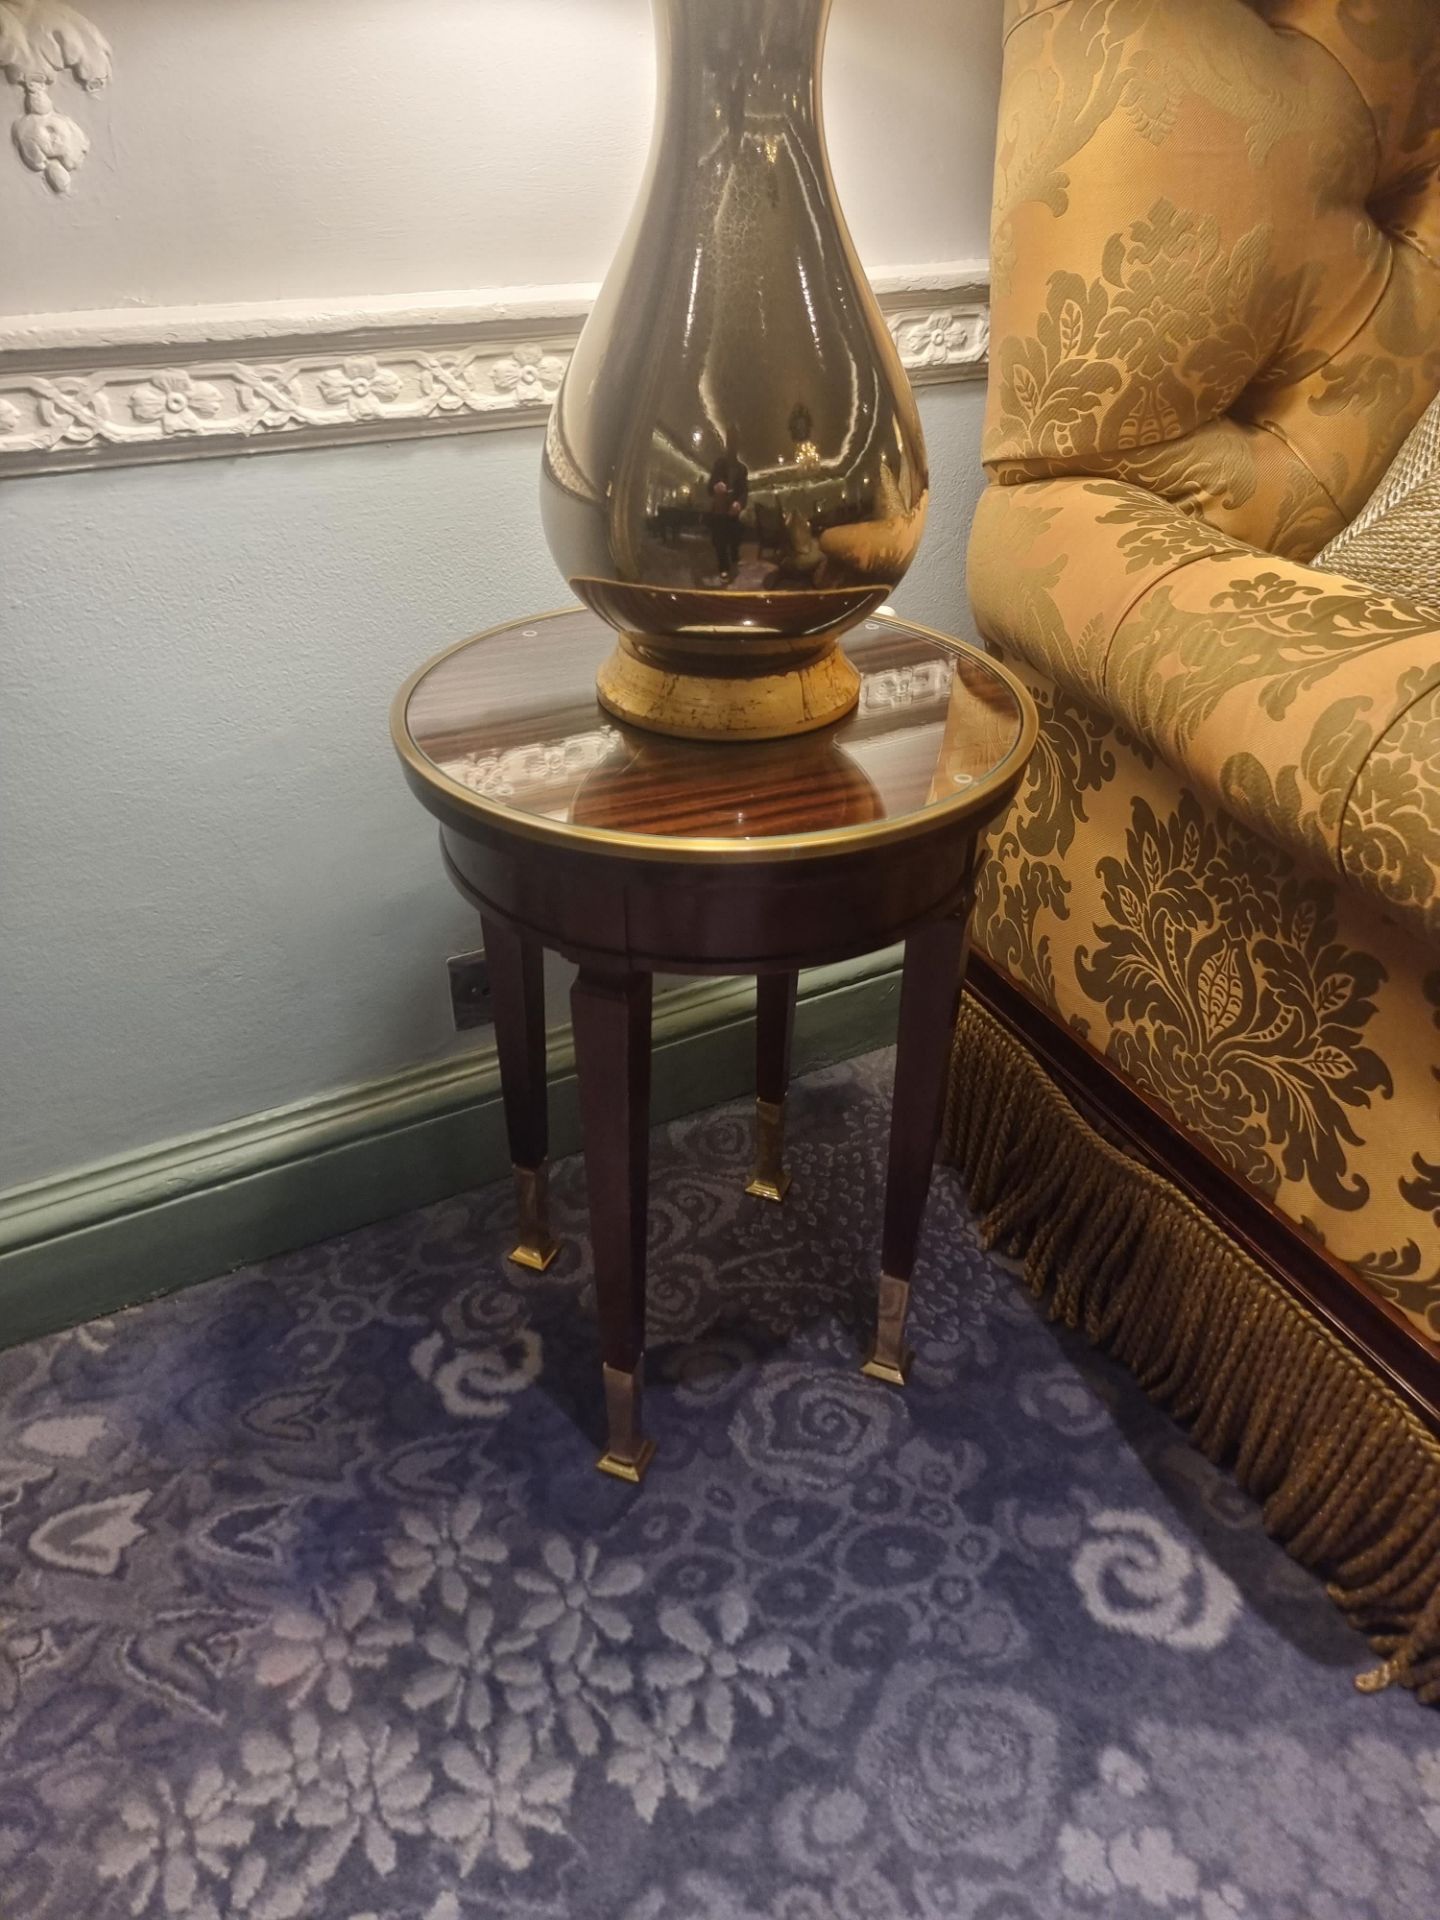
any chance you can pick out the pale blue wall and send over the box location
[0,381,986,1190]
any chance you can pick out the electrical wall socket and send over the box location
[448,950,493,1030]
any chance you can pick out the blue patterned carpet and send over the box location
[3,1049,1438,1920]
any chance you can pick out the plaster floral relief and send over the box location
[894,306,990,371]
[0,0,111,193]
[130,370,224,436]
[490,343,568,406]
[318,356,405,422]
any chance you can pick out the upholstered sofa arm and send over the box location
[968,478,1440,941]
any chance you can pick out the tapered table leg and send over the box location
[571,966,656,1482]
[483,915,559,1272]
[863,903,975,1385]
[746,970,797,1202]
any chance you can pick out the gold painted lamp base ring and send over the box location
[596,635,861,742]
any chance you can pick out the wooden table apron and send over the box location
[426,804,995,976]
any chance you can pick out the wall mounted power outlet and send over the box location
[447,950,493,1030]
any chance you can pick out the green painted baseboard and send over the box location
[0,953,901,1351]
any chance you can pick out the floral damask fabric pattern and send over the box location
[3,1057,1439,1920]
[969,0,1440,1340]
[990,0,1440,555]
[990,197,1314,507]
[972,656,1440,1334]
[969,475,1440,945]
[1076,793,1390,1208]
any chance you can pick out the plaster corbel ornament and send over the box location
[0,0,111,193]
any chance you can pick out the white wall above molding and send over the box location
[0,266,990,477]
[2,0,1000,313]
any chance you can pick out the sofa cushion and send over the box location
[987,0,1440,560]
[1313,396,1440,608]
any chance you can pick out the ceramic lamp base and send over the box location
[595,634,861,742]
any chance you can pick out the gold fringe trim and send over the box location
[944,991,1440,1706]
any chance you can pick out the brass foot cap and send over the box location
[507,1238,560,1273]
[861,1349,914,1387]
[744,1170,792,1203]
[596,1438,658,1485]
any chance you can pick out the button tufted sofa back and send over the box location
[985,0,1440,561]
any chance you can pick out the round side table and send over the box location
[392,607,1036,1483]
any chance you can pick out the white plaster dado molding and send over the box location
[0,1,111,193]
[0,265,990,477]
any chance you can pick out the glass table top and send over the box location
[395,608,1032,861]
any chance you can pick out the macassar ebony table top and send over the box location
[392,606,1035,865]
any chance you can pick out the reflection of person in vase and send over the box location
[766,509,826,588]
[708,427,748,581]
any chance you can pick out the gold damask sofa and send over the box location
[947,0,1440,1699]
